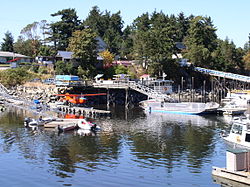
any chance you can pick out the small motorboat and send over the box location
[221,115,250,149]
[57,123,78,133]
[24,116,56,129]
[24,117,43,130]
[77,119,100,131]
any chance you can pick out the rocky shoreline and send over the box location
[9,82,59,105]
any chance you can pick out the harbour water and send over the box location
[0,106,231,186]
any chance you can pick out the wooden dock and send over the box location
[212,166,250,185]
[57,106,111,117]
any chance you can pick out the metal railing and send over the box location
[93,80,173,101]
[194,67,250,83]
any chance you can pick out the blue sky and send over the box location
[0,0,249,47]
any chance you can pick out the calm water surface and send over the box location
[0,106,231,186]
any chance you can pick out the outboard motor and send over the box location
[90,124,97,131]
[24,117,32,127]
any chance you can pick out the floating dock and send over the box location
[212,167,250,185]
[212,149,250,185]
[57,106,111,117]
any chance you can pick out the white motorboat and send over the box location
[221,115,250,149]
[139,99,219,115]
[218,101,247,115]
[24,117,56,129]
[221,90,250,108]
[77,119,100,131]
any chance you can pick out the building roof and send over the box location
[176,42,186,50]
[0,51,30,58]
[96,36,108,52]
[56,51,73,59]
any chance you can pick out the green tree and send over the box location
[120,26,133,59]
[114,65,128,74]
[84,6,124,55]
[1,31,14,52]
[212,39,244,72]
[148,12,177,76]
[132,11,178,77]
[67,28,98,78]
[49,8,81,50]
[14,36,33,57]
[176,12,190,42]
[184,16,217,68]
[38,45,55,56]
[244,51,250,70]
[103,11,123,54]
[83,6,108,37]
[132,13,151,68]
[0,68,34,87]
[55,61,68,74]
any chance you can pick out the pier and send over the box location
[57,105,111,117]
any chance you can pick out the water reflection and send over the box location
[0,106,229,186]
[48,132,121,176]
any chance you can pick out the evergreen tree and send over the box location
[1,31,14,52]
[212,39,244,72]
[84,6,124,55]
[83,6,108,37]
[184,16,217,68]
[176,12,190,42]
[132,13,151,68]
[103,11,123,55]
[49,8,81,50]
[120,26,134,59]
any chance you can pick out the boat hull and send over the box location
[140,100,219,115]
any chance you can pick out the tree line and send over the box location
[1,6,250,80]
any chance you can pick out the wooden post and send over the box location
[178,85,180,102]
[223,77,226,98]
[181,77,184,101]
[191,77,194,102]
[107,88,110,110]
[211,78,214,102]
[203,80,206,103]
[181,77,184,92]
[125,88,129,109]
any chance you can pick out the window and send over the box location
[231,124,243,135]
[245,134,250,142]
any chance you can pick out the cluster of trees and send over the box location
[1,6,250,81]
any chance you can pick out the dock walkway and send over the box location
[57,105,111,117]
[212,166,250,185]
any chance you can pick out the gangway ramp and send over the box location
[93,81,173,101]
[194,67,250,83]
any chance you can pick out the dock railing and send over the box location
[93,80,174,101]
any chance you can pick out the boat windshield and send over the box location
[247,123,250,131]
[231,124,243,135]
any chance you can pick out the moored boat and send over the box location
[139,99,219,115]
[57,123,78,133]
[77,119,100,131]
[221,115,250,149]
